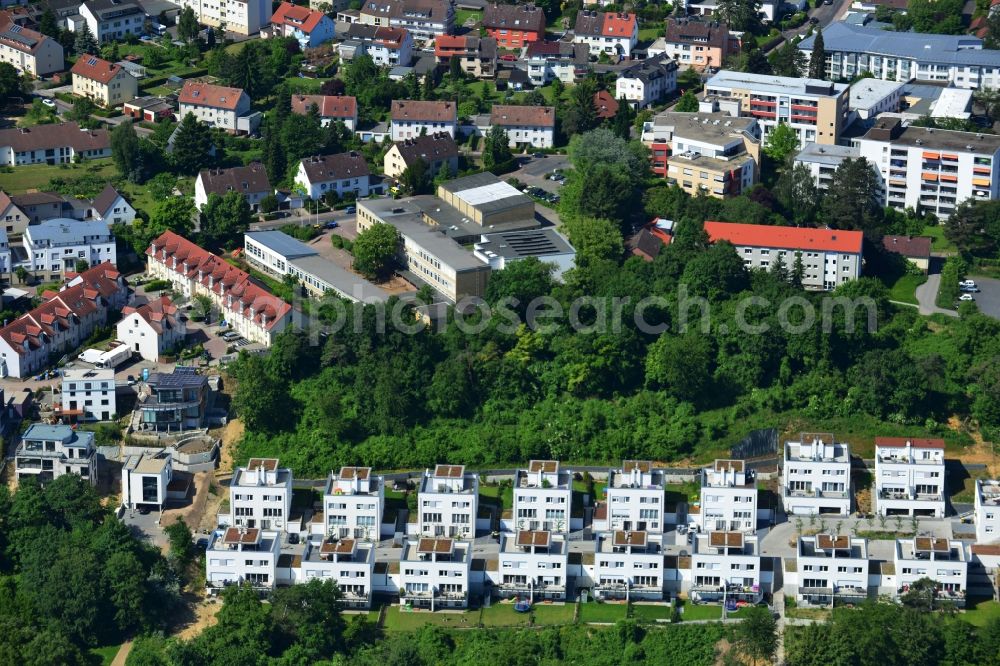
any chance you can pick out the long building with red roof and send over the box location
[0,263,127,378]
[146,231,292,346]
[703,221,863,291]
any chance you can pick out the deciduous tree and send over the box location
[352,222,400,279]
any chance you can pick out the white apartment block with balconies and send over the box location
[782,433,852,516]
[205,526,281,590]
[14,424,96,485]
[513,460,573,533]
[496,530,569,601]
[698,459,757,533]
[593,530,664,601]
[795,534,870,607]
[418,464,478,539]
[894,537,967,607]
[874,437,946,518]
[400,537,472,610]
[605,460,666,534]
[60,367,116,422]
[975,479,1000,544]
[298,536,375,608]
[321,466,384,541]
[177,0,272,36]
[229,458,294,531]
[689,531,763,604]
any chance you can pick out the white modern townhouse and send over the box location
[874,437,946,518]
[782,433,852,516]
[23,218,116,280]
[399,537,472,610]
[390,99,457,141]
[497,530,569,601]
[298,536,375,608]
[513,460,573,533]
[121,451,173,513]
[59,367,115,422]
[78,0,144,44]
[229,458,294,532]
[975,479,1000,544]
[15,423,96,485]
[295,151,373,200]
[593,530,665,601]
[698,459,757,533]
[321,466,385,541]
[206,526,281,590]
[894,537,967,607]
[418,464,478,539]
[795,534,870,607]
[689,531,763,604]
[177,0,272,36]
[603,460,666,534]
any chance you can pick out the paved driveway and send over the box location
[914,272,958,318]
[970,276,1000,319]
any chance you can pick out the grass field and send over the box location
[579,602,628,623]
[638,27,662,44]
[678,603,723,621]
[887,273,927,305]
[631,604,674,622]
[480,602,535,627]
[88,644,121,666]
[962,598,1000,626]
[285,76,327,93]
[921,224,958,254]
[0,159,117,194]
[532,603,577,625]
[454,9,482,26]
[383,606,479,632]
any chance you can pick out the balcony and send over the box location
[784,487,848,499]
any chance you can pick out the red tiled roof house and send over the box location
[116,294,187,362]
[482,3,546,49]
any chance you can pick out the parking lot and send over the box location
[968,276,1000,319]
[511,154,571,197]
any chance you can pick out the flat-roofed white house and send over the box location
[698,459,757,533]
[894,537,967,607]
[14,423,96,485]
[229,458,293,532]
[59,367,115,421]
[782,433,852,516]
[593,530,665,600]
[321,466,385,541]
[513,460,573,533]
[795,534,869,607]
[121,451,173,512]
[399,537,472,610]
[689,531,763,604]
[298,536,375,608]
[602,460,666,534]
[975,479,1000,544]
[206,526,281,590]
[874,437,946,518]
[497,530,569,601]
[418,464,478,539]
[78,0,144,44]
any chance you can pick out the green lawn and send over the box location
[678,602,723,622]
[480,602,534,627]
[631,604,674,622]
[726,606,761,619]
[579,602,628,623]
[383,606,479,632]
[887,273,927,305]
[638,26,662,44]
[532,603,577,625]
[962,599,1000,627]
[88,644,121,666]
[479,484,513,511]
[921,224,958,254]
[285,76,328,93]
[454,9,482,26]
[0,159,117,194]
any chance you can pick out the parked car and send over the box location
[344,206,356,214]
[809,16,819,24]
[532,152,546,158]
[41,98,56,108]
[500,54,517,62]
[959,293,975,302]
[324,220,339,229]
[961,284,980,293]
[960,279,978,289]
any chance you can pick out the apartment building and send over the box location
[230,458,293,532]
[0,122,110,166]
[299,536,375,607]
[858,117,1000,219]
[798,22,1000,90]
[640,111,760,197]
[975,479,1000,544]
[136,367,208,432]
[15,423,96,485]
[513,460,573,533]
[0,263,126,378]
[849,78,903,122]
[121,451,173,512]
[0,227,10,273]
[0,18,64,77]
[782,433,852,516]
[690,531,762,604]
[602,461,666,534]
[489,104,556,148]
[296,151,373,200]
[874,437,946,518]
[573,11,638,59]
[434,35,495,78]
[390,99,457,141]
[342,23,414,67]
[497,531,569,601]
[703,221,864,291]
[0,191,64,233]
[795,534,869,607]
[23,218,116,279]
[79,0,144,44]
[322,467,384,540]
[176,0,273,36]
[483,3,545,49]
[522,41,590,86]
[593,531,665,600]
[894,537,967,606]
[117,294,187,362]
[704,70,849,148]
[389,0,452,40]
[418,465,478,539]
[291,94,358,130]
[92,183,135,225]
[792,143,860,193]
[59,367,115,421]
[698,459,757,533]
[178,81,254,133]
[206,527,281,589]
[71,54,137,107]
[615,57,678,109]
[400,537,472,609]
[195,163,272,212]
[383,132,458,179]
[269,2,335,48]
[146,231,293,346]
[658,18,738,71]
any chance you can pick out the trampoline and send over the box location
[513,599,532,613]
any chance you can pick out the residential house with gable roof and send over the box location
[71,53,137,107]
[268,1,335,48]
[295,151,373,200]
[573,11,638,59]
[91,183,135,224]
[657,18,738,71]
[383,132,458,178]
[0,16,64,76]
[291,94,358,129]
[116,294,187,361]
[483,3,545,49]
[615,56,678,109]
[0,122,110,166]
[522,40,590,86]
[195,163,272,212]
[434,34,496,78]
[177,81,256,134]
[390,99,457,140]
[342,23,414,67]
[488,104,556,148]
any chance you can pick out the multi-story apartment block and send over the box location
[0,19,64,77]
[177,0,273,36]
[206,527,281,589]
[299,536,375,607]
[400,537,472,609]
[792,143,860,193]
[795,534,869,607]
[390,99,457,141]
[0,122,110,166]
[59,367,116,422]
[418,465,478,539]
[489,105,556,148]
[573,11,638,59]
[782,433,852,516]
[269,2,335,48]
[291,94,358,130]
[343,23,414,67]
[79,0,144,44]
[23,218,116,279]
[146,231,293,346]
[703,221,864,291]
[705,70,849,148]
[15,423,96,485]
[698,459,757,533]
[513,460,573,533]
[604,461,666,534]
[121,451,173,512]
[522,41,590,86]
[296,151,373,200]
[657,18,738,71]
[195,163,272,212]
[178,81,255,134]
[615,57,677,109]
[894,537,967,606]
[230,458,293,532]
[434,35,496,78]
[117,294,187,362]
[0,191,64,233]
[322,466,385,540]
[875,437,946,518]
[975,479,1000,544]
[390,0,452,40]
[640,111,760,197]
[798,22,1000,90]
[690,531,762,603]
[858,117,1000,220]
[71,54,137,107]
[135,367,208,432]
[383,132,459,179]
[483,3,545,49]
[497,531,569,601]
[593,530,665,600]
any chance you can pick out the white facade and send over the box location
[848,79,903,121]
[894,537,967,606]
[178,93,252,133]
[177,0,273,36]
[974,479,1000,544]
[298,536,375,607]
[690,531,763,603]
[22,218,116,276]
[604,461,666,534]
[593,530,665,600]
[116,303,186,363]
[782,434,852,516]
[698,459,757,533]
[295,156,373,200]
[615,62,677,109]
[321,467,384,541]
[206,527,281,589]
[390,119,456,142]
[400,537,472,609]
[795,535,869,606]
[78,1,144,44]
[230,458,294,532]
[513,460,573,533]
[497,531,569,601]
[793,143,860,193]
[15,424,97,485]
[493,120,554,148]
[60,367,115,421]
[418,465,478,539]
[874,438,946,518]
[121,451,173,511]
[93,192,136,225]
[0,25,64,77]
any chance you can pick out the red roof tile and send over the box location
[594,90,618,119]
[490,104,555,128]
[882,235,931,259]
[71,54,124,85]
[291,94,357,119]
[704,221,864,254]
[179,81,246,111]
[272,1,327,33]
